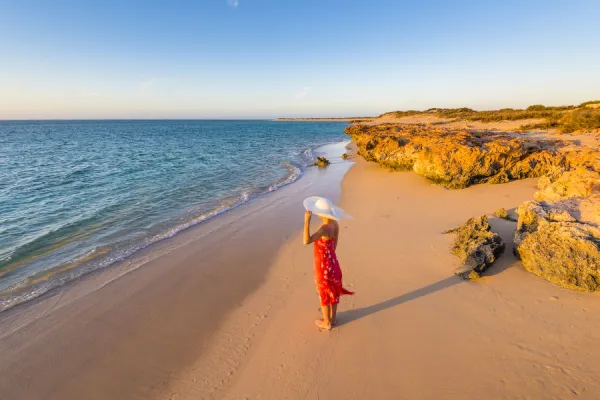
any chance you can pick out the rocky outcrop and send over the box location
[346,124,600,189]
[514,167,600,291]
[445,216,505,280]
[315,157,330,167]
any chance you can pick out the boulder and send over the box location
[315,157,330,167]
[514,168,600,291]
[445,216,505,279]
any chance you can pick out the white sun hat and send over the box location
[303,196,353,221]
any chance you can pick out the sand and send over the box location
[0,142,351,400]
[3,144,600,399]
[172,154,600,399]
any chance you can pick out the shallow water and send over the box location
[0,120,347,311]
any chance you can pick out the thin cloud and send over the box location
[137,77,176,91]
[295,86,313,99]
[227,0,239,9]
[139,77,159,90]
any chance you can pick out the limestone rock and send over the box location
[445,216,505,279]
[493,207,511,220]
[514,168,600,291]
[346,124,600,189]
[315,157,330,167]
[535,166,600,203]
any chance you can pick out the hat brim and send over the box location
[303,196,353,221]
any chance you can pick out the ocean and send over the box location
[0,120,348,312]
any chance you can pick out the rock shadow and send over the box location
[484,216,519,277]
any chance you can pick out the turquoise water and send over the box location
[0,120,347,311]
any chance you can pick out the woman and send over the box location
[303,196,354,330]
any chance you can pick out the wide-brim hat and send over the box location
[303,196,352,221]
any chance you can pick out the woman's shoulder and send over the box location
[324,222,338,237]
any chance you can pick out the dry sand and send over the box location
[2,144,600,400]
[172,155,600,399]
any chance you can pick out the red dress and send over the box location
[314,237,354,306]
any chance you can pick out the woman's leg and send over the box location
[315,305,332,330]
[330,304,338,324]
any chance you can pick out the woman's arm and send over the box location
[303,211,325,245]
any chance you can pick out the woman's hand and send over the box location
[305,210,312,222]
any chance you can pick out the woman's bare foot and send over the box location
[317,317,337,326]
[315,319,332,330]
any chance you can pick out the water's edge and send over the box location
[0,139,351,314]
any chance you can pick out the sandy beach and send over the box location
[180,154,600,400]
[4,2,600,399]
[3,138,600,399]
[0,141,352,399]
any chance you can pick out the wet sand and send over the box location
[0,142,352,400]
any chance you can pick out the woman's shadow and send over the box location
[337,275,462,326]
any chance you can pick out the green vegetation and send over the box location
[579,100,600,108]
[315,157,330,167]
[381,110,420,119]
[380,101,600,133]
[521,108,600,133]
[526,104,547,111]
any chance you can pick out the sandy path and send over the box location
[171,156,600,399]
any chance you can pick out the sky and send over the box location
[1,0,599,119]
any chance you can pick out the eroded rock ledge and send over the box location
[345,124,599,189]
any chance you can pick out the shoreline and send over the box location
[0,141,354,399]
[0,137,346,314]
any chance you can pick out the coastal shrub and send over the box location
[436,108,475,119]
[341,153,349,159]
[522,108,600,133]
[379,110,420,119]
[579,100,600,108]
[518,120,560,131]
[559,108,600,133]
[315,157,330,167]
[526,104,547,111]
[375,100,600,133]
